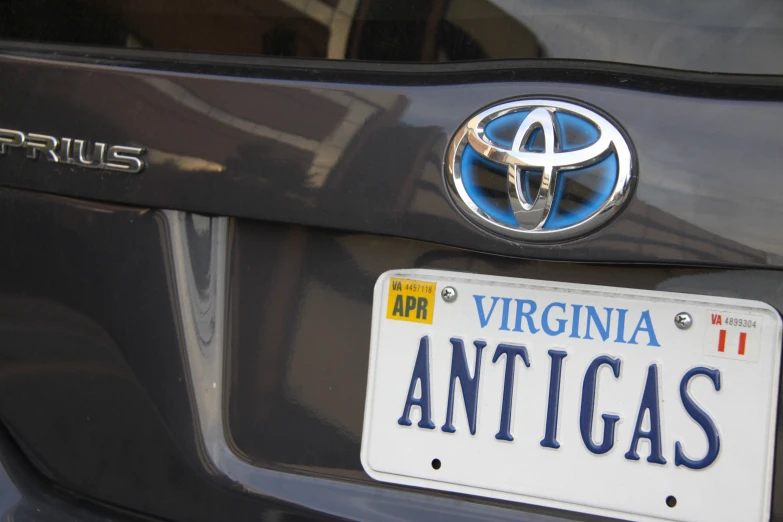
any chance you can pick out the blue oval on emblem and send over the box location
[445,99,634,242]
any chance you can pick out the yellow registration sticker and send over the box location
[386,278,436,324]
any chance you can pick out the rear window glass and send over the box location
[1,0,781,75]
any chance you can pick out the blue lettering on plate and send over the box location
[584,306,613,341]
[472,296,661,347]
[474,295,501,328]
[675,367,721,470]
[499,298,513,331]
[580,355,621,454]
[614,308,628,343]
[569,304,583,339]
[625,364,666,464]
[398,336,436,429]
[541,302,567,336]
[513,299,540,333]
[541,349,568,449]
[492,344,530,441]
[628,311,661,347]
[442,338,486,435]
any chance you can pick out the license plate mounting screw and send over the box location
[441,286,458,303]
[674,312,692,330]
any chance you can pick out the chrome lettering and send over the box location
[0,127,145,173]
[0,128,24,154]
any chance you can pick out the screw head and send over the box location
[441,286,457,303]
[674,312,692,330]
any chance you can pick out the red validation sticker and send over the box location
[704,311,760,362]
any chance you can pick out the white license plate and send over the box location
[360,269,782,522]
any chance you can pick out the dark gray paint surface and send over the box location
[0,52,781,266]
[0,425,152,522]
[0,187,343,522]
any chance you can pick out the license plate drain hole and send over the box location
[666,496,677,508]
[431,459,441,470]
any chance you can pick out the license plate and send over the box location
[360,270,782,522]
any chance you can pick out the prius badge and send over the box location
[445,99,634,242]
[0,128,145,173]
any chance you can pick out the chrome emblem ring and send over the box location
[445,99,634,242]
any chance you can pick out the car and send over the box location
[0,1,781,521]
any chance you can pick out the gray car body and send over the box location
[0,44,780,522]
